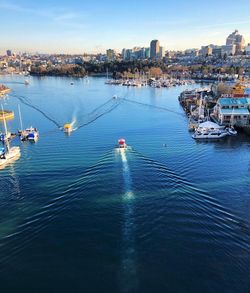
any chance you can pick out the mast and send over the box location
[18,104,23,130]
[198,92,203,121]
[1,104,10,152]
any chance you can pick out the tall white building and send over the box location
[226,30,245,53]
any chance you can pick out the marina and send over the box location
[0,75,249,293]
[105,77,195,88]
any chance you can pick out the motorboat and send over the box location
[226,126,238,136]
[64,123,73,134]
[17,105,39,142]
[118,138,127,149]
[192,129,228,139]
[27,128,39,141]
[192,121,228,140]
[20,127,39,142]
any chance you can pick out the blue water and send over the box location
[0,76,250,293]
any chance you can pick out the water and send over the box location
[0,76,249,293]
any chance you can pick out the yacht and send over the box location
[192,121,228,140]
[192,129,228,139]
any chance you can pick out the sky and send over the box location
[1,0,250,54]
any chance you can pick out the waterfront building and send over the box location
[150,40,160,59]
[213,97,250,126]
[226,30,245,54]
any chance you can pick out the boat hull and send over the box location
[192,132,228,139]
[0,147,21,169]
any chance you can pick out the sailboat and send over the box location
[0,105,20,169]
[18,105,39,142]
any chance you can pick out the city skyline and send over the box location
[1,0,250,54]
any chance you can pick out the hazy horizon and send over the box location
[1,0,250,54]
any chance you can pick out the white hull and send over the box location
[192,131,228,139]
[0,147,20,169]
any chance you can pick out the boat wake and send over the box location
[123,98,184,116]
[11,93,123,132]
[10,93,62,128]
[118,148,138,292]
[77,97,123,130]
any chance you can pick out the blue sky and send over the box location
[1,0,250,54]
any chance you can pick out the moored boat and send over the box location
[226,126,238,136]
[192,130,228,139]
[17,105,39,142]
[192,121,228,140]
[0,131,11,142]
[0,104,21,169]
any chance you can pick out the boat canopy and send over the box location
[118,138,126,145]
[198,121,221,129]
[64,124,71,129]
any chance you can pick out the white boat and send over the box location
[0,104,20,169]
[26,127,39,141]
[192,121,228,140]
[17,105,39,142]
[226,126,238,136]
[118,138,127,149]
[0,146,20,169]
[192,129,228,139]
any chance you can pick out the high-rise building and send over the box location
[150,40,160,59]
[245,44,250,55]
[106,49,116,61]
[6,50,12,56]
[200,45,213,56]
[159,47,165,59]
[226,30,245,53]
[145,48,150,59]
